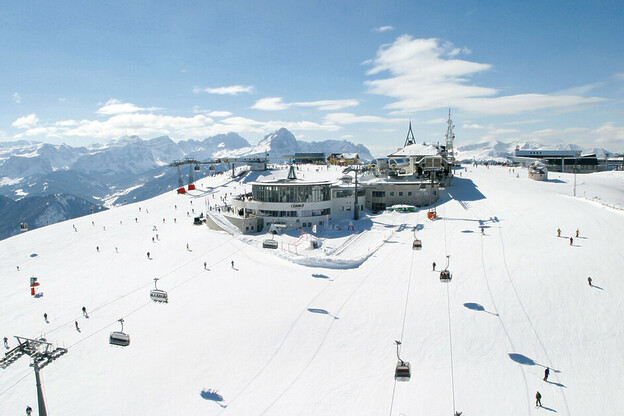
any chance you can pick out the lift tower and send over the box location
[1,336,68,416]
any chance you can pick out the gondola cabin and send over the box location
[194,164,200,171]
[109,331,130,346]
[412,239,422,250]
[395,361,411,381]
[440,270,452,281]
[150,289,168,303]
[20,222,28,231]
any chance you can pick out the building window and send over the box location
[372,191,385,198]
[408,192,412,196]
[399,192,404,196]
[390,192,395,196]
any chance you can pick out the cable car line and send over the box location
[388,241,416,416]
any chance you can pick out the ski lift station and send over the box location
[221,162,448,233]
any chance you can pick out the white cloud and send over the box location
[251,97,289,111]
[208,111,233,117]
[252,97,359,111]
[463,123,485,129]
[373,25,394,32]
[12,92,22,104]
[13,114,39,129]
[193,85,254,95]
[365,35,605,115]
[614,73,624,80]
[96,99,159,115]
[323,112,401,124]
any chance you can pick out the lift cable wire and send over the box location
[43,235,237,338]
[388,213,418,416]
[442,203,458,415]
[66,239,246,350]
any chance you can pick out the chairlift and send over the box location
[209,165,215,171]
[150,278,168,303]
[412,239,422,250]
[427,207,437,220]
[262,239,278,249]
[20,222,28,231]
[394,340,410,381]
[440,255,452,282]
[109,319,130,346]
[194,164,200,171]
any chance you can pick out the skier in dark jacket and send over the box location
[588,277,592,286]
[543,367,550,381]
[26,406,33,415]
[432,262,436,271]
[535,391,542,407]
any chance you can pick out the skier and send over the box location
[16,266,20,271]
[96,246,100,252]
[75,321,80,331]
[432,262,436,271]
[231,260,234,269]
[570,237,573,245]
[535,391,542,407]
[543,367,550,381]
[115,247,119,253]
[3,337,8,348]
[204,261,207,270]
[576,229,579,238]
[588,276,592,287]
[26,406,33,415]
[44,313,48,323]
[557,228,561,237]
[152,237,155,243]
[186,243,190,250]
[147,251,151,259]
[82,306,87,316]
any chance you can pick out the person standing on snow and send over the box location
[75,321,80,331]
[576,229,580,238]
[26,406,33,415]
[82,306,87,316]
[570,237,573,245]
[432,262,436,271]
[3,337,8,348]
[44,313,48,323]
[557,228,561,237]
[588,277,592,286]
[231,260,234,269]
[535,391,542,407]
[543,367,550,381]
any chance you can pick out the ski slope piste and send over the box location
[1,164,623,415]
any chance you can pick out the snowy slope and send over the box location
[1,166,623,415]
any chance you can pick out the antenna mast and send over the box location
[445,109,456,163]
[404,121,416,147]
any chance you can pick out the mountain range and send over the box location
[0,128,373,239]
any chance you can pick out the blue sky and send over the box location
[2,0,623,156]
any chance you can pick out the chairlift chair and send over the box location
[109,319,130,346]
[395,361,411,381]
[262,239,278,249]
[150,278,168,303]
[439,255,452,281]
[394,340,411,381]
[427,207,437,220]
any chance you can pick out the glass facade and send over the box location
[252,184,331,203]
[258,208,330,218]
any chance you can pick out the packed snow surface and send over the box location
[1,165,623,415]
